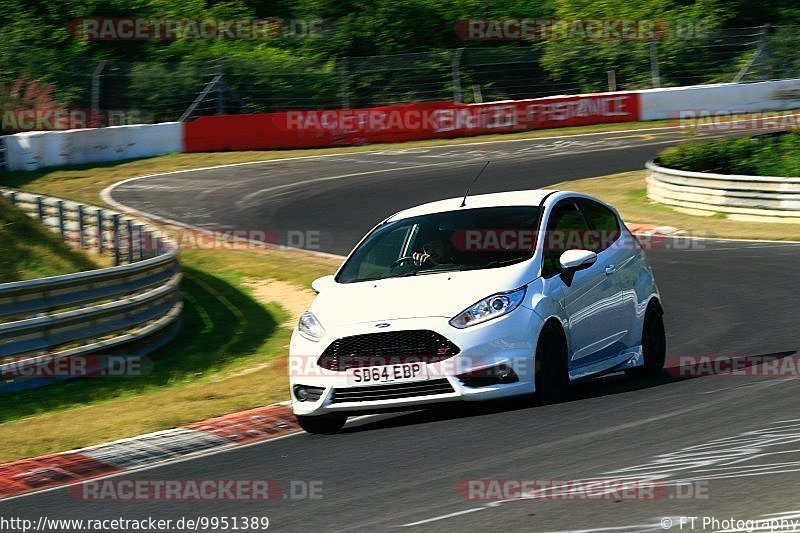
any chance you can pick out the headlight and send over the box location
[298,311,325,341]
[449,286,527,329]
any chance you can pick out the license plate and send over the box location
[347,362,428,386]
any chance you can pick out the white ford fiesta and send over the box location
[289,189,665,433]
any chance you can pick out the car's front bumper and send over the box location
[289,310,540,416]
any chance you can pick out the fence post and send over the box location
[733,24,770,83]
[36,197,45,221]
[9,192,16,205]
[78,205,86,249]
[472,84,483,104]
[135,225,145,261]
[57,200,66,240]
[452,48,464,104]
[339,57,350,109]
[215,57,227,115]
[112,214,121,266]
[91,60,107,127]
[649,40,661,88]
[607,70,617,92]
[126,219,134,264]
[96,209,104,253]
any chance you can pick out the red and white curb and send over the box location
[0,404,299,500]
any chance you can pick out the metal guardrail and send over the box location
[0,189,182,392]
[646,161,800,218]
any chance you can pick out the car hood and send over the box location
[309,266,534,327]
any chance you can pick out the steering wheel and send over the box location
[390,256,416,268]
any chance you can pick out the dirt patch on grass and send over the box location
[241,277,316,327]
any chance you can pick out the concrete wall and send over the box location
[4,122,183,172]
[639,78,800,121]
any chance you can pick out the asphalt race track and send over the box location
[4,127,800,531]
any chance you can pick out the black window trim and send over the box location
[576,198,621,253]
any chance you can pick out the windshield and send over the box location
[336,206,542,283]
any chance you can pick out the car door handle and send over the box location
[604,264,616,275]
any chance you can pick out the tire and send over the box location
[626,303,666,378]
[295,414,347,434]
[535,324,569,404]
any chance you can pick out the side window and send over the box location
[578,199,620,253]
[542,201,591,278]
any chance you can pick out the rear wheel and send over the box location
[535,325,569,404]
[626,303,666,378]
[295,414,347,434]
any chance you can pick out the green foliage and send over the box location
[2,0,800,114]
[657,132,800,177]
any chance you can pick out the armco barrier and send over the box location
[183,94,640,152]
[3,122,183,172]
[0,189,182,392]
[646,160,800,218]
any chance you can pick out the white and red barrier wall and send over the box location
[4,78,800,171]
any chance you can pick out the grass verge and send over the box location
[0,196,99,282]
[553,170,800,241]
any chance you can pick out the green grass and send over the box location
[0,196,98,282]
[554,170,800,240]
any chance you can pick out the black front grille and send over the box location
[318,330,460,371]
[331,379,455,403]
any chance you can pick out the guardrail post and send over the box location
[57,201,66,240]
[112,214,121,266]
[77,205,86,249]
[126,219,134,264]
[36,197,45,221]
[96,209,104,253]
[135,224,145,261]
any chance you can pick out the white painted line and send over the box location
[236,160,462,207]
[398,506,488,527]
[537,522,667,533]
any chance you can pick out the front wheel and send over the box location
[535,325,569,404]
[626,304,666,378]
[295,414,347,434]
